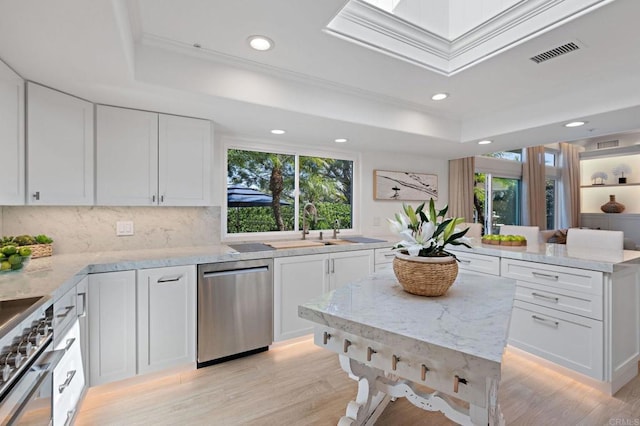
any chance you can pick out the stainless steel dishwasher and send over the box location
[197,259,273,367]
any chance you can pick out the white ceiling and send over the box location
[0,0,638,159]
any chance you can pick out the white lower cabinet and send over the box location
[88,266,196,386]
[509,300,603,379]
[449,250,500,276]
[274,250,373,341]
[137,266,196,375]
[374,247,395,272]
[53,320,85,425]
[88,270,137,386]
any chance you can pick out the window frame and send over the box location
[222,139,360,241]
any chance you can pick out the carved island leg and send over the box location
[469,377,504,426]
[338,355,392,425]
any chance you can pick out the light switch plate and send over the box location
[116,221,134,236]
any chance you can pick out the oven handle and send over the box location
[2,344,66,426]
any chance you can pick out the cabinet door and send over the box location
[0,61,24,205]
[137,265,196,375]
[96,105,158,205]
[158,114,212,206]
[330,250,374,290]
[274,254,329,341]
[26,83,94,205]
[88,271,136,386]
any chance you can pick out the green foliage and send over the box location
[227,203,352,234]
[227,148,354,234]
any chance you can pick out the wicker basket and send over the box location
[392,252,458,297]
[23,243,53,259]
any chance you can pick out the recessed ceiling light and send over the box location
[270,129,285,135]
[334,138,348,143]
[564,121,586,128]
[248,35,274,51]
[478,140,492,145]
[431,93,448,101]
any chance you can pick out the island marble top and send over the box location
[299,270,517,364]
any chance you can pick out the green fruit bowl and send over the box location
[0,255,30,273]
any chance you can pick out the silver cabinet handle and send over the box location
[157,274,183,283]
[383,253,395,258]
[64,337,76,351]
[532,292,559,303]
[58,370,76,394]
[152,194,156,203]
[64,409,76,426]
[56,305,74,319]
[326,259,330,275]
[532,272,559,281]
[331,259,335,274]
[160,195,165,203]
[32,191,40,200]
[77,292,87,317]
[532,315,559,327]
[459,259,471,264]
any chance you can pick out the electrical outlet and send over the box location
[116,221,134,236]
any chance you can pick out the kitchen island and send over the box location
[449,243,640,395]
[299,271,516,426]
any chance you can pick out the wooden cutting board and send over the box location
[264,240,326,249]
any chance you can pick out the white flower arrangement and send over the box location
[388,198,472,257]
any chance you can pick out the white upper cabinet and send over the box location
[158,114,212,206]
[26,82,94,205]
[96,105,213,206]
[96,105,158,205]
[0,61,24,205]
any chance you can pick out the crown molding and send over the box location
[326,0,615,76]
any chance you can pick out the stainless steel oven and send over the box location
[0,297,62,425]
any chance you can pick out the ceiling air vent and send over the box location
[597,140,619,149]
[530,42,581,64]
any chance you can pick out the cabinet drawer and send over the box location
[53,320,85,425]
[374,248,396,265]
[501,258,603,296]
[53,286,78,343]
[508,300,603,379]
[451,251,500,276]
[515,282,603,320]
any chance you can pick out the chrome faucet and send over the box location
[302,202,318,240]
[332,219,340,239]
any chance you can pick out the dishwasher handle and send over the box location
[202,266,270,278]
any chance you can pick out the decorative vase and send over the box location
[392,252,458,297]
[600,195,625,213]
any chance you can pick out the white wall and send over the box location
[360,151,448,236]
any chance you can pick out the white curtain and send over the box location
[448,157,475,221]
[559,142,581,228]
[522,146,547,228]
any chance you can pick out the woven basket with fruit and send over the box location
[0,235,54,272]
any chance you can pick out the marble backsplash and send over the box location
[0,206,221,254]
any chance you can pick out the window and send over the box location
[474,173,521,234]
[482,150,522,162]
[226,148,354,235]
[546,178,556,230]
[544,152,556,167]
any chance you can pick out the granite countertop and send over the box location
[299,270,517,364]
[0,238,394,303]
[450,242,640,272]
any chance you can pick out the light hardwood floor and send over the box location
[76,338,640,425]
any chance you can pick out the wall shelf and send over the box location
[581,183,640,188]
